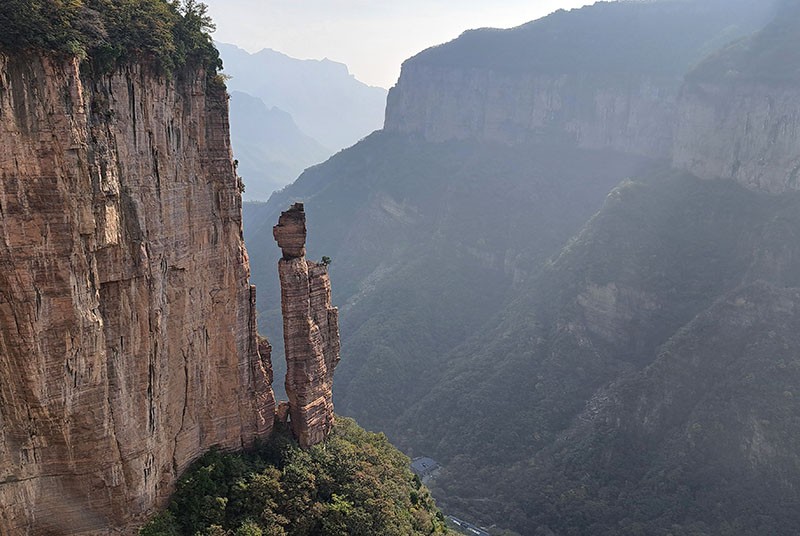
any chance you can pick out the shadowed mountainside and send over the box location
[241,1,800,533]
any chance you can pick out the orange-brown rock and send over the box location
[273,204,340,448]
[0,53,275,535]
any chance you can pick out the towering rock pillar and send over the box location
[273,203,340,447]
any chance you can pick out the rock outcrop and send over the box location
[0,53,274,535]
[672,81,800,193]
[273,204,340,448]
[671,2,800,193]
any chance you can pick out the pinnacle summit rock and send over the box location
[274,204,341,448]
[273,202,308,258]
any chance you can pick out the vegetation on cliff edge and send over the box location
[140,417,451,536]
[0,0,220,75]
[688,0,800,83]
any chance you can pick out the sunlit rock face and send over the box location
[274,203,340,448]
[0,53,274,535]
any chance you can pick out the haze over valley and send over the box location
[243,0,800,533]
[2,1,800,535]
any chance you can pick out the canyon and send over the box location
[242,0,800,532]
[3,0,800,534]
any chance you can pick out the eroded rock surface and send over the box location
[673,82,800,193]
[0,54,275,535]
[274,204,340,448]
[385,65,677,160]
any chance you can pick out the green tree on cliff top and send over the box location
[0,0,220,74]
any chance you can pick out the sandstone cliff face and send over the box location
[385,64,676,160]
[385,60,800,194]
[673,81,800,193]
[0,54,274,534]
[273,204,339,448]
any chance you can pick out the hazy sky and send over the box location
[202,0,597,88]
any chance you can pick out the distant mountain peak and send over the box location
[217,41,387,153]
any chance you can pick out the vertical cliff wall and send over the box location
[672,81,800,193]
[273,204,339,448]
[0,53,275,534]
[671,5,800,194]
[385,65,677,159]
[383,1,778,164]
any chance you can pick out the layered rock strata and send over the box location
[385,65,677,159]
[0,53,274,535]
[386,58,800,195]
[273,204,340,448]
[383,1,793,193]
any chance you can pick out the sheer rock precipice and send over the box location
[273,203,340,448]
[0,54,275,535]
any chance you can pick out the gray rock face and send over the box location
[387,60,800,194]
[385,64,677,160]
[674,82,800,193]
[384,0,800,194]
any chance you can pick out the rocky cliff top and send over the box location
[402,0,778,77]
[273,202,307,259]
[385,0,778,152]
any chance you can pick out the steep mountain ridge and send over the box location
[674,3,800,192]
[385,0,800,194]
[385,0,777,159]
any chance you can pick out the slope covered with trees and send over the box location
[411,174,800,532]
[141,418,451,536]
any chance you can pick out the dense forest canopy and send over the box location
[0,0,220,74]
[140,418,451,536]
